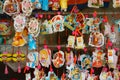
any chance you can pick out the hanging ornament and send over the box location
[89,32,104,47]
[39,48,51,68]
[39,68,46,80]
[115,19,120,32]
[99,67,108,80]
[106,71,114,80]
[28,34,37,50]
[26,51,38,68]
[0,51,12,62]
[107,49,118,69]
[88,0,104,8]
[92,49,105,68]
[60,0,68,12]
[40,0,49,11]
[113,69,120,80]
[3,0,20,16]
[77,54,92,70]
[51,15,64,32]
[113,0,120,8]
[65,50,74,66]
[25,73,31,80]
[50,0,60,11]
[12,32,26,47]
[32,68,40,80]
[28,18,40,37]
[0,0,3,14]
[75,36,85,49]
[52,50,65,68]
[30,0,41,9]
[104,22,111,36]
[13,14,26,32]
[22,0,33,16]
[66,35,75,48]
[80,70,89,80]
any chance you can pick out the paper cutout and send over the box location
[13,14,26,32]
[52,50,65,68]
[3,0,20,16]
[89,32,104,47]
[39,49,51,68]
[27,51,38,68]
[12,32,26,47]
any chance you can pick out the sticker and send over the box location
[3,0,20,16]
[66,35,75,48]
[22,0,33,16]
[26,51,38,68]
[39,49,51,68]
[89,32,104,47]
[13,14,26,32]
[52,50,65,68]
[12,32,26,47]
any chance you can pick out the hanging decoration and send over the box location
[3,0,20,16]
[99,67,108,80]
[30,0,41,9]
[60,0,68,12]
[88,0,104,8]
[49,0,60,11]
[113,0,120,8]
[66,35,75,48]
[40,0,49,11]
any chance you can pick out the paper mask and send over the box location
[27,51,38,68]
[88,0,104,8]
[0,51,12,62]
[51,15,64,32]
[13,14,26,32]
[66,35,75,48]
[92,50,105,68]
[75,36,85,49]
[39,49,51,68]
[22,0,33,16]
[3,0,20,16]
[52,50,65,68]
[89,32,104,47]
[28,18,40,37]
[28,34,37,50]
[113,0,120,8]
[12,32,26,47]
[60,0,68,12]
[65,51,74,66]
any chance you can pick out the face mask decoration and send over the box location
[28,18,40,37]
[39,48,51,68]
[89,32,104,47]
[3,0,20,16]
[52,50,65,68]
[108,49,118,69]
[13,14,26,32]
[40,20,53,34]
[88,0,104,8]
[77,54,92,70]
[12,32,26,47]
[0,1,3,14]
[60,0,68,12]
[26,51,38,68]
[51,15,64,32]
[113,0,120,8]
[65,51,74,66]
[22,0,33,16]
[92,50,105,68]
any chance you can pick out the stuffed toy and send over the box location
[60,0,68,12]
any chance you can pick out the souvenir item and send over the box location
[77,54,92,70]
[12,32,26,47]
[75,36,85,49]
[52,50,65,68]
[115,19,120,32]
[0,1,3,14]
[30,0,41,9]
[92,50,105,68]
[3,0,20,16]
[28,34,37,50]
[66,35,75,48]
[40,0,49,11]
[108,49,118,68]
[65,51,74,66]
[51,15,64,32]
[109,32,116,43]
[113,0,120,8]
[13,14,26,32]
[26,73,31,80]
[60,0,68,12]
[40,20,53,34]
[0,19,12,36]
[26,51,38,68]
[89,32,104,47]
[28,18,40,37]
[50,0,60,11]
[46,70,58,80]
[22,0,33,16]
[39,48,51,68]
[88,0,104,8]
[104,22,111,36]
[64,14,77,31]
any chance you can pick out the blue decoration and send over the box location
[28,34,37,50]
[40,0,48,11]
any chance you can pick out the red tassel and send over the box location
[5,65,8,74]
